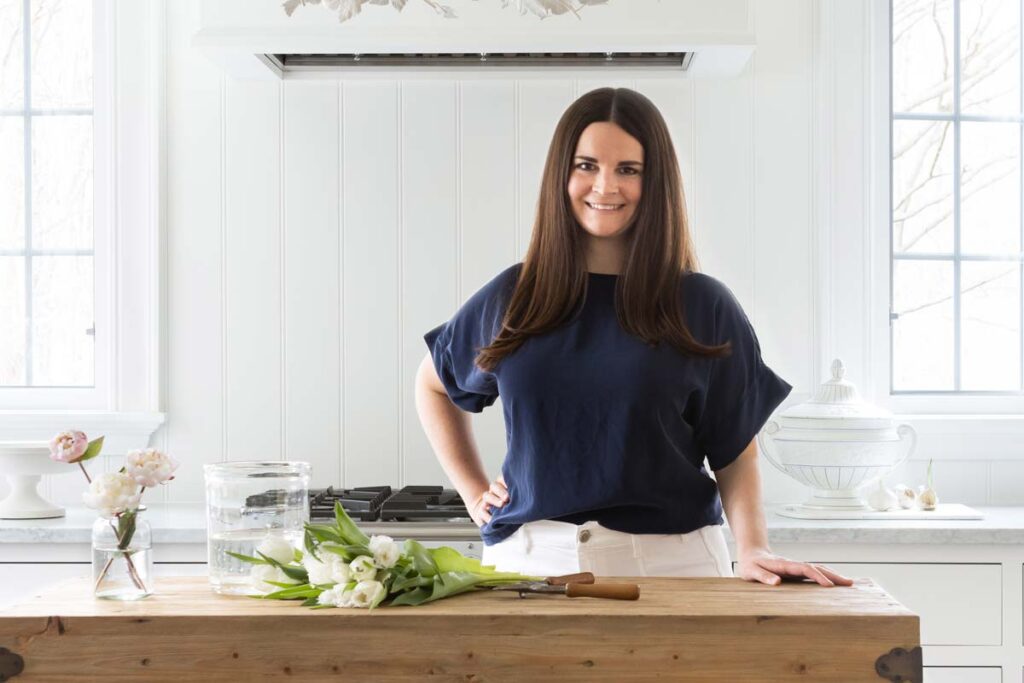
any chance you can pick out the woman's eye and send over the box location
[575,162,640,175]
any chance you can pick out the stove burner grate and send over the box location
[308,485,470,523]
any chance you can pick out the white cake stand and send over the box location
[0,442,75,519]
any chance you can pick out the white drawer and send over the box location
[924,667,1001,683]
[825,563,1001,646]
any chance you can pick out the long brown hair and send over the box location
[476,87,732,372]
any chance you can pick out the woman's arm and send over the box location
[414,354,508,527]
[715,438,853,587]
[713,438,770,557]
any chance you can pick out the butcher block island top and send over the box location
[0,575,920,683]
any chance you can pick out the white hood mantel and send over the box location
[193,0,755,80]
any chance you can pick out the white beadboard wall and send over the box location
[91,0,1004,509]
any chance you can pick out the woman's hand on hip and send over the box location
[737,549,854,587]
[467,475,510,528]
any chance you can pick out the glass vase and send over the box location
[204,462,311,595]
[91,507,153,600]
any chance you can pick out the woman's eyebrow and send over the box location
[574,155,644,166]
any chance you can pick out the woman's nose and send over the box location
[593,173,619,195]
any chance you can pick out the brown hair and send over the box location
[476,87,732,372]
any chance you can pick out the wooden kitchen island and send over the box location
[0,575,920,682]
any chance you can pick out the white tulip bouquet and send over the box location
[229,501,542,610]
[49,431,178,592]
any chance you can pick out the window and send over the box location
[0,0,110,407]
[890,0,1022,395]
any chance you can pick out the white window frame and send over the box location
[820,0,1024,461]
[0,0,164,446]
[0,0,112,409]
[877,0,1024,412]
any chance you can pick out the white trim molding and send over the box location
[902,414,1024,460]
[0,411,165,456]
[0,0,165,425]
[817,0,1024,457]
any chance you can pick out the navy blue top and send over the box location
[423,263,792,546]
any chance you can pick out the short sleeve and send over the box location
[423,267,517,413]
[694,281,793,472]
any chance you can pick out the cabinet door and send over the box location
[924,667,1000,682]
[0,564,88,609]
[825,563,1001,646]
[0,563,211,609]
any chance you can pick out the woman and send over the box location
[415,87,851,588]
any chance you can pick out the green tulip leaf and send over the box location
[334,501,370,546]
[403,539,440,579]
[304,523,345,545]
[255,551,310,583]
[226,550,268,565]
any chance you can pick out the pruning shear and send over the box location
[480,571,640,600]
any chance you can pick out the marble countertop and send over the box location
[1,504,1022,545]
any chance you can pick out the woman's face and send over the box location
[567,121,644,240]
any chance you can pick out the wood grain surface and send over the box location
[0,576,920,682]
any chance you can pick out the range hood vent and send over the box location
[261,51,694,74]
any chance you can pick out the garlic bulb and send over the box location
[866,479,898,512]
[916,459,938,511]
[893,484,916,510]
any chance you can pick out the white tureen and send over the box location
[756,359,917,518]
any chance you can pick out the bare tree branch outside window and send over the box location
[892,0,1022,392]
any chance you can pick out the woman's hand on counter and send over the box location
[736,548,854,587]
[468,475,510,528]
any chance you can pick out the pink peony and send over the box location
[49,431,89,463]
[124,448,178,487]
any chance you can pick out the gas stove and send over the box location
[308,485,471,523]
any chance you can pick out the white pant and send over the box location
[481,519,733,578]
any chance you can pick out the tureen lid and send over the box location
[778,359,893,425]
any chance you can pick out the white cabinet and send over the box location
[924,667,1001,682]
[0,564,87,610]
[0,563,208,610]
[764,541,1023,678]
[823,563,1002,646]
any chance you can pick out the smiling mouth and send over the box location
[585,201,625,212]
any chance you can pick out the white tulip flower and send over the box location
[249,564,297,595]
[316,585,355,608]
[328,556,352,584]
[302,555,334,586]
[368,534,400,569]
[303,552,351,586]
[255,534,296,565]
[349,555,378,582]
[349,580,386,608]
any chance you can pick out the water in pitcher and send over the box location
[208,528,305,595]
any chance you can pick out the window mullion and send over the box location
[21,0,32,387]
[952,0,961,392]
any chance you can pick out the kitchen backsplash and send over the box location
[15,0,1016,510]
